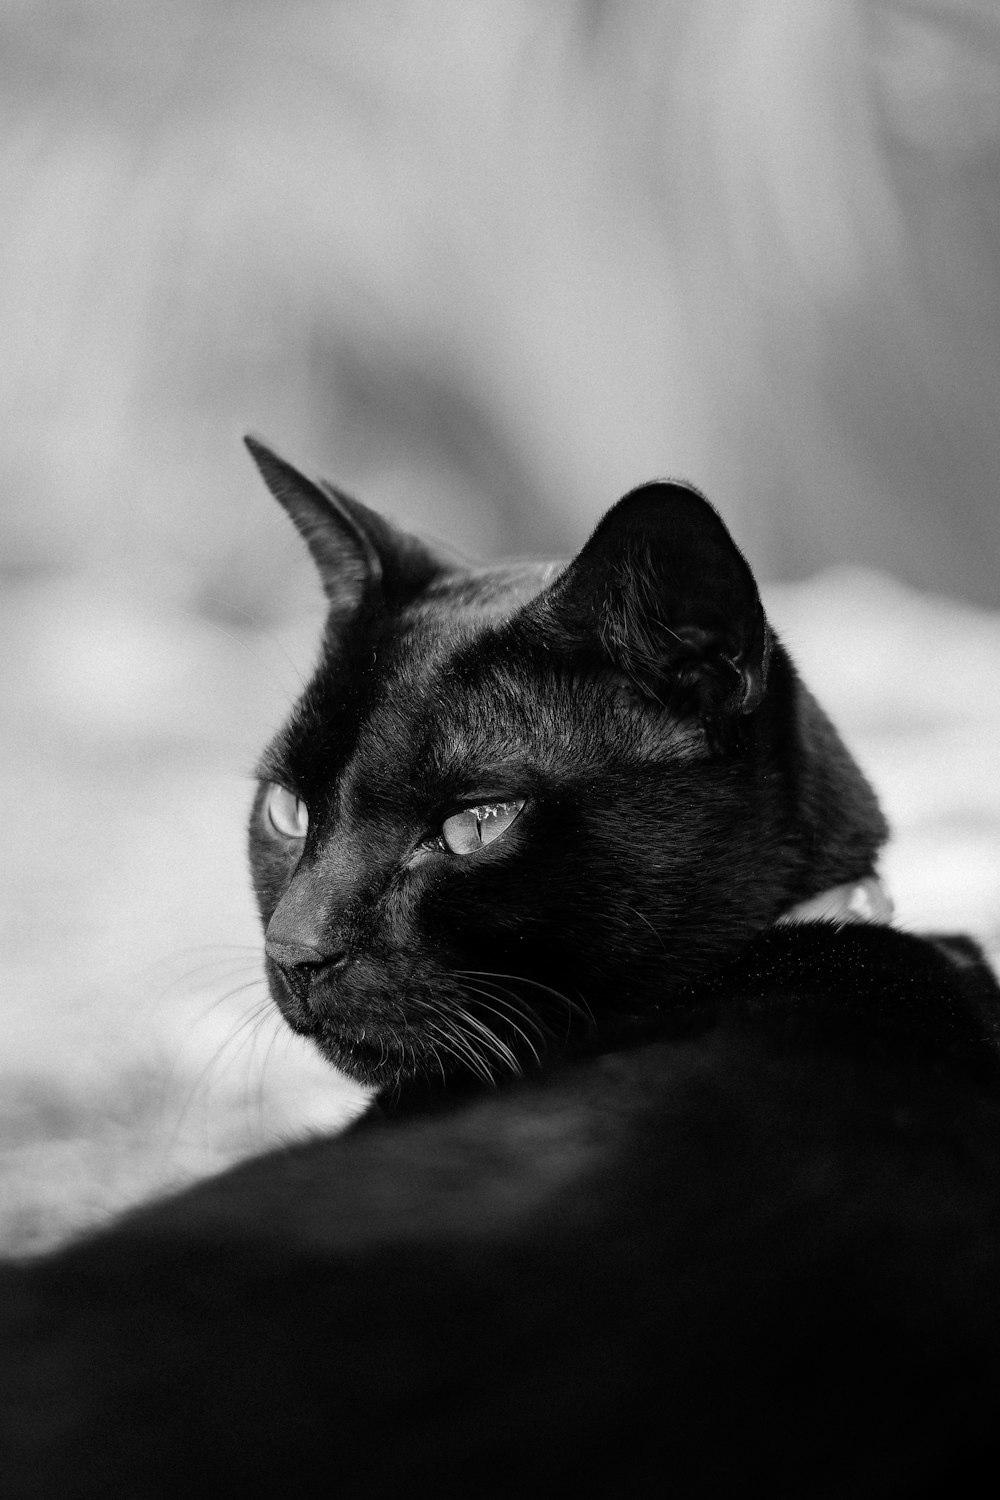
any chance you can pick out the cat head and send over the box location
[246,437,887,1103]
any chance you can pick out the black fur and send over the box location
[1,445,999,1498]
[247,446,887,1108]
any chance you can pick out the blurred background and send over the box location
[2,0,999,1251]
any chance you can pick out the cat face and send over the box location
[246,438,886,1098]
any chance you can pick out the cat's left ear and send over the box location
[524,481,770,718]
[244,435,452,613]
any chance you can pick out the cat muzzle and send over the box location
[265,935,351,1007]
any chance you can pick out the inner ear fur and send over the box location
[525,481,770,719]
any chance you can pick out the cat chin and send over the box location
[263,989,404,1082]
[308,1009,543,1096]
[312,1032,407,1088]
[311,1027,449,1092]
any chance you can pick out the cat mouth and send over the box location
[268,959,563,1090]
[313,1005,538,1092]
[310,1020,426,1087]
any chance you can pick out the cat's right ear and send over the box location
[521,481,770,721]
[244,435,449,613]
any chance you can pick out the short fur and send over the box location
[1,444,999,1498]
[245,438,888,1110]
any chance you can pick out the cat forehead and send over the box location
[273,551,698,803]
[351,558,567,731]
[417,558,564,613]
[353,597,553,767]
[306,607,690,807]
[269,563,553,784]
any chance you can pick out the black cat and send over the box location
[246,438,894,1107]
[1,443,999,1498]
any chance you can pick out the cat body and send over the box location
[3,926,1000,1498]
[2,445,999,1497]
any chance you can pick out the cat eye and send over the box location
[439,800,525,856]
[265,784,309,840]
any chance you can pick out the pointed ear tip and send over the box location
[622,478,712,508]
[243,434,304,490]
[607,478,725,534]
[243,432,277,464]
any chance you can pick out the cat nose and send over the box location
[264,934,350,974]
[265,875,350,976]
[266,935,324,968]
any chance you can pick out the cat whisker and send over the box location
[156,959,265,1006]
[205,993,278,1063]
[420,1022,463,1081]
[624,904,669,957]
[457,970,596,1030]
[159,994,280,1161]
[426,1000,513,1084]
[450,1001,523,1079]
[134,944,263,989]
[443,1022,500,1087]
[427,1034,448,1090]
[163,943,263,959]
[423,1017,495,1086]
[194,975,271,1024]
[455,977,551,1044]
[457,985,544,1069]
[251,1001,289,1109]
[194,611,311,704]
[217,1003,290,1120]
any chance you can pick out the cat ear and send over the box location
[244,435,449,610]
[528,481,770,717]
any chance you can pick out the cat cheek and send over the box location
[380,879,429,945]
